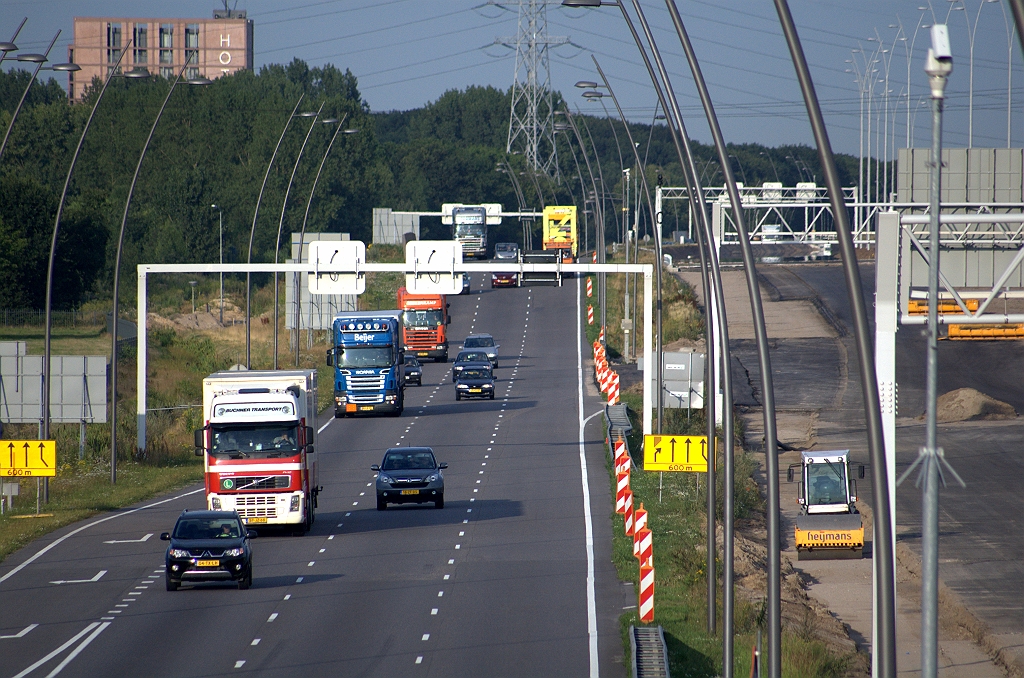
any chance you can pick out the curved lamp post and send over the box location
[245,94,307,369]
[0,31,65,163]
[110,62,210,475]
[210,204,224,325]
[0,18,27,62]
[272,103,324,370]
[42,40,133,501]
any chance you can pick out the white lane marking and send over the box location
[103,533,153,544]
[359,492,365,496]
[319,549,325,553]
[284,594,291,600]
[307,561,315,567]
[455,545,461,550]
[437,591,443,597]
[10,623,100,678]
[416,657,423,664]
[448,559,454,564]
[0,624,37,639]
[0,488,204,585]
[328,535,335,540]
[459,531,465,536]
[422,634,430,641]
[128,592,141,596]
[106,610,121,614]
[352,502,358,506]
[443,574,450,580]
[115,604,128,608]
[463,520,468,524]
[296,577,303,583]
[345,513,351,517]
[100,617,114,621]
[431,608,438,615]
[576,275,599,678]
[36,621,111,678]
[317,419,332,434]
[234,660,246,669]
[251,638,261,646]
[268,613,278,622]
[50,570,107,586]
[134,585,148,589]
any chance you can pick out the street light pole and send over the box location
[0,30,61,163]
[43,40,133,500]
[273,103,323,370]
[211,204,223,325]
[109,61,208,475]
[246,93,305,369]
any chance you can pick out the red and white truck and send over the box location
[194,369,320,533]
[397,287,450,362]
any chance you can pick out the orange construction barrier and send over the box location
[639,562,655,622]
[615,471,630,514]
[633,503,648,557]
[624,490,634,537]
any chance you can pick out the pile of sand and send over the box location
[935,387,1016,423]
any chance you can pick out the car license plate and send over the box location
[417,352,428,357]
[400,489,419,495]
[360,406,374,411]
[246,517,267,524]
[196,559,219,567]
[469,388,482,393]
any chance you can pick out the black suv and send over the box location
[162,510,256,591]
[373,447,447,509]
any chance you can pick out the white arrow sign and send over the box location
[0,624,38,639]
[103,533,153,544]
[50,570,107,585]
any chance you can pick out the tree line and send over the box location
[0,58,854,310]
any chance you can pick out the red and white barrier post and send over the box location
[607,372,620,405]
[639,562,655,622]
[586,277,593,297]
[636,527,653,566]
[615,471,630,514]
[614,441,630,474]
[633,503,648,557]
[587,305,594,325]
[624,489,634,537]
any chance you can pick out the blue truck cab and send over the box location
[328,311,405,417]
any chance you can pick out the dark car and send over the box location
[162,510,256,591]
[404,356,423,386]
[463,334,499,368]
[455,366,495,401]
[452,350,492,382]
[491,272,518,288]
[373,447,447,509]
[460,274,471,295]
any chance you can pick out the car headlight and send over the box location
[210,497,222,510]
[457,384,468,389]
[426,473,440,482]
[224,547,244,557]
[169,548,190,559]
[483,384,493,389]
[377,473,393,484]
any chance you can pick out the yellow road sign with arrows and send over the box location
[2,440,57,477]
[643,435,712,472]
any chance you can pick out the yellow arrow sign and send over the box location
[643,434,713,472]
[1,440,56,477]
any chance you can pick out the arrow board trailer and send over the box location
[788,450,865,560]
[194,370,319,533]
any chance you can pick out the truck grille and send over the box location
[349,392,384,404]
[226,475,290,491]
[234,495,278,519]
[459,237,484,250]
[405,330,439,348]
[347,374,385,390]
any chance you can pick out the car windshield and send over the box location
[457,352,488,362]
[406,357,420,367]
[403,310,443,328]
[173,517,242,540]
[807,463,847,505]
[460,369,489,380]
[211,424,298,459]
[496,243,516,253]
[337,346,394,368]
[464,337,494,348]
[382,450,437,471]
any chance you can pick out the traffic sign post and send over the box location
[2,440,56,477]
[643,434,712,473]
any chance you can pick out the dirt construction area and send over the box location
[676,262,1018,677]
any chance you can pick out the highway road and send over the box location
[0,274,630,677]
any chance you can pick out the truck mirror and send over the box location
[194,428,205,451]
[398,354,405,365]
[786,467,794,483]
[305,426,313,444]
[326,349,334,367]
[446,317,451,325]
[849,479,858,503]
[305,444,315,455]
[858,465,865,479]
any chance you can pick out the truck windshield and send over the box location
[404,310,443,328]
[806,463,847,506]
[337,346,394,368]
[211,423,298,459]
[455,224,486,237]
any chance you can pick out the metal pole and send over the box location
[663,5,782,674]
[0,31,59,163]
[44,40,132,500]
[274,102,323,370]
[771,2,898,675]
[295,117,351,367]
[110,61,192,481]
[247,94,304,369]
[218,208,224,325]
[576,110,608,339]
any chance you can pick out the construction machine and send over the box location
[788,450,865,560]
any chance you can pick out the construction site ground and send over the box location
[675,262,1011,677]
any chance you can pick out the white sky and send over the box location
[2,0,1020,155]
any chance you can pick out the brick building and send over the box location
[67,10,253,101]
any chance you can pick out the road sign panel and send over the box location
[406,240,463,294]
[2,440,56,477]
[643,434,712,472]
[307,241,366,295]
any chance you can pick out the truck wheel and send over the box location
[334,408,344,419]
[439,353,448,363]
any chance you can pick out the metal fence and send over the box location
[0,309,106,327]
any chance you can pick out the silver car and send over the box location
[494,242,519,260]
[463,334,499,368]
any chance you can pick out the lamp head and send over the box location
[0,42,19,52]
[186,76,213,85]
[575,80,598,89]
[561,0,604,5]
[321,118,340,124]
[123,68,151,79]
[50,63,81,72]
[582,90,603,99]
[16,53,46,63]
[296,111,318,118]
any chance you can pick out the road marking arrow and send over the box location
[0,624,38,639]
[103,533,153,544]
[50,570,107,585]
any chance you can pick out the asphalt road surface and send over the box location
[0,274,631,677]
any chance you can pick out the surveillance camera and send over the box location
[930,24,952,61]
